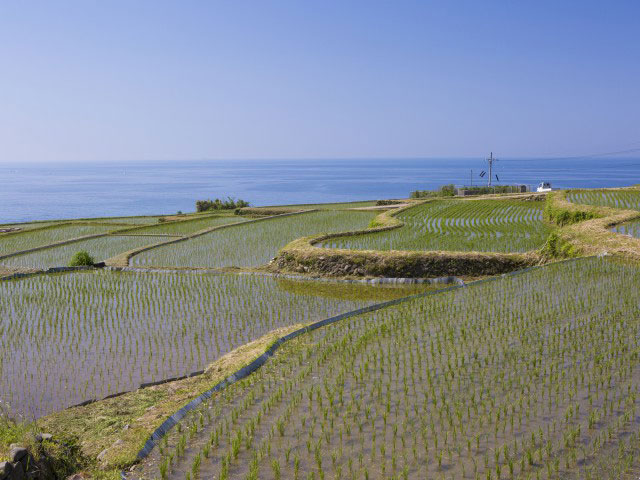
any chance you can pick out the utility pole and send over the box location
[487,152,497,187]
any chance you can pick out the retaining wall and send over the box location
[273,235,539,278]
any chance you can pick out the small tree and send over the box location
[69,251,95,266]
[440,184,456,196]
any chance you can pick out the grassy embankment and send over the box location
[541,188,640,259]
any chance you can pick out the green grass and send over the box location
[0,269,420,419]
[146,256,640,480]
[322,199,551,253]
[0,235,171,268]
[131,210,377,268]
[0,224,122,257]
[128,215,247,235]
[567,189,640,211]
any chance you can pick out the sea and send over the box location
[1,157,639,224]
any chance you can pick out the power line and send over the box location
[500,144,640,162]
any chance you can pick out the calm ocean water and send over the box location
[1,158,639,223]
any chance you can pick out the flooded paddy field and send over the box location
[567,189,640,211]
[128,214,246,236]
[0,235,172,269]
[130,210,377,268]
[0,270,436,418]
[145,257,640,480]
[322,199,549,253]
[0,223,120,256]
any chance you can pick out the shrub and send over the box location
[543,194,597,226]
[68,251,95,266]
[541,232,578,258]
[196,197,250,212]
[410,184,456,198]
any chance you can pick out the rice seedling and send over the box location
[566,189,640,211]
[0,235,172,268]
[322,199,550,253]
[0,270,424,418]
[131,210,376,268]
[141,257,640,479]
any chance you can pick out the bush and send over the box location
[440,184,456,196]
[69,251,95,267]
[543,194,597,226]
[541,232,579,258]
[196,197,250,212]
[410,184,456,198]
[459,185,525,195]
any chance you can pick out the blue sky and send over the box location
[1,1,639,162]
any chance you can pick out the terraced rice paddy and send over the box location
[323,199,550,253]
[567,189,640,211]
[612,220,640,238]
[0,223,121,256]
[81,215,169,225]
[0,235,172,268]
[147,257,640,480]
[0,270,429,418]
[131,210,377,268]
[268,201,378,210]
[130,215,245,235]
[0,221,64,233]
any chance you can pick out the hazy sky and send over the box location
[1,1,639,163]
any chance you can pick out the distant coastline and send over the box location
[1,157,639,223]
